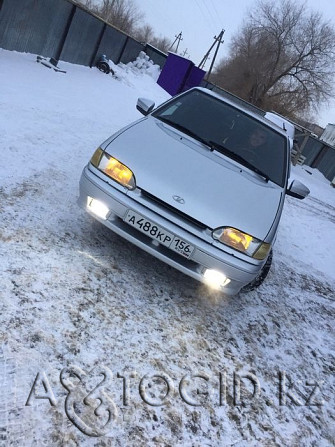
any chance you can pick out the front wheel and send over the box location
[241,249,273,292]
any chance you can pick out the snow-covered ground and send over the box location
[0,49,334,446]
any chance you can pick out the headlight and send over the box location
[212,227,271,260]
[90,147,136,190]
[204,269,230,290]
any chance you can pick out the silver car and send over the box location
[78,87,309,295]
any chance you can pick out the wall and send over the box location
[0,0,166,68]
[320,124,335,147]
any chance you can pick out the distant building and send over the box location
[320,124,335,147]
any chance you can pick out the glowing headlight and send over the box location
[86,197,109,219]
[212,227,271,260]
[204,269,230,290]
[90,148,136,190]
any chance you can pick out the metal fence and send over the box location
[294,134,335,181]
[0,0,167,68]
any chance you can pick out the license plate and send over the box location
[124,210,194,259]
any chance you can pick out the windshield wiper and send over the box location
[157,117,212,148]
[208,141,270,182]
[157,118,270,181]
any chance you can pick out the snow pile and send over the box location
[104,51,161,86]
[126,51,161,80]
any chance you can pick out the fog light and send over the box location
[204,269,230,290]
[87,197,109,220]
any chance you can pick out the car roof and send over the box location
[189,87,288,137]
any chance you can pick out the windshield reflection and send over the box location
[153,90,288,186]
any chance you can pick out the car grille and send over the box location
[140,189,208,231]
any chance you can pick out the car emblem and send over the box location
[173,195,185,204]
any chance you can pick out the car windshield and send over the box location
[152,90,288,186]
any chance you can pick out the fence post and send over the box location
[116,35,129,65]
[89,23,106,68]
[49,3,76,67]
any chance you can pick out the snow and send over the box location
[0,49,334,446]
[277,165,335,282]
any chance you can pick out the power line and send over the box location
[207,0,225,28]
[194,0,214,29]
[199,0,222,30]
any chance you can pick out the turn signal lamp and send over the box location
[90,148,136,190]
[212,227,271,260]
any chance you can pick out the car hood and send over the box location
[105,117,283,240]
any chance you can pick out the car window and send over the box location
[153,90,288,187]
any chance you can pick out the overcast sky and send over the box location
[132,0,335,127]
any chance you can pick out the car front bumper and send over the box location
[78,165,264,296]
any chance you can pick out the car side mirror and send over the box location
[286,179,310,200]
[136,98,155,116]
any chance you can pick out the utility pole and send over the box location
[199,54,210,69]
[169,32,183,53]
[198,29,225,81]
[181,48,189,58]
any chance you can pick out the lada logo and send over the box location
[173,195,185,204]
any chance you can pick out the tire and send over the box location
[97,61,110,74]
[241,249,273,292]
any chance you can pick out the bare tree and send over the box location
[91,0,144,35]
[212,0,335,118]
[133,24,155,43]
[134,25,171,53]
[149,36,171,54]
